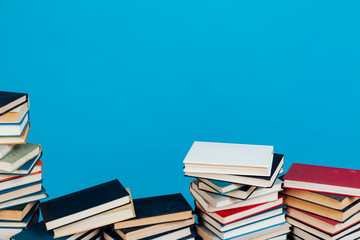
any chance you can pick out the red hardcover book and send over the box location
[198,195,284,224]
[283,163,360,197]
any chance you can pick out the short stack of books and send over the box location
[0,91,30,145]
[36,179,134,239]
[283,163,360,240]
[0,91,48,239]
[103,193,195,240]
[183,141,290,240]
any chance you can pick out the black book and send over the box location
[114,193,193,229]
[0,91,28,116]
[40,179,129,230]
[117,218,194,240]
[185,153,284,187]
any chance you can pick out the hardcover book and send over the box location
[114,193,193,229]
[196,206,285,232]
[190,180,282,212]
[183,141,274,176]
[40,179,130,230]
[288,217,360,240]
[284,163,360,197]
[287,207,360,235]
[196,195,284,224]
[185,153,284,187]
[0,102,29,123]
[0,187,48,210]
[284,195,360,222]
[195,222,290,240]
[0,155,43,176]
[0,201,38,221]
[0,201,39,228]
[199,213,286,239]
[0,91,28,116]
[0,180,42,204]
[0,143,41,172]
[282,188,359,210]
[0,145,15,159]
[53,189,135,238]
[0,122,30,145]
[198,179,246,194]
[0,171,42,191]
[116,218,194,240]
[0,112,29,136]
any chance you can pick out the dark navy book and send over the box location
[0,91,28,116]
[40,179,129,230]
[114,193,193,229]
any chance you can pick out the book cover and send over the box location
[0,91,28,116]
[0,102,29,123]
[40,179,129,229]
[183,142,273,176]
[185,153,284,187]
[284,163,360,193]
[0,143,41,171]
[130,193,192,220]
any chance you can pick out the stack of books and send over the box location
[0,91,48,239]
[283,163,360,239]
[32,179,135,239]
[183,141,290,240]
[103,193,195,240]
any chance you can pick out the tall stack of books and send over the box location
[103,193,195,240]
[283,163,360,240]
[183,141,290,240]
[0,91,48,240]
[25,179,135,239]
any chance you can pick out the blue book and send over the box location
[0,187,48,210]
[198,179,249,194]
[0,112,29,137]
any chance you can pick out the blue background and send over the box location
[1,1,359,206]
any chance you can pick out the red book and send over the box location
[283,163,360,197]
[197,195,284,224]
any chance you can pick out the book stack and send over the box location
[35,179,135,239]
[183,141,290,240]
[103,193,196,240]
[0,91,48,240]
[283,163,360,240]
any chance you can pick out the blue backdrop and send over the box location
[1,0,359,206]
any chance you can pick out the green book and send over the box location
[0,143,41,172]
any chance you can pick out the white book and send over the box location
[183,142,274,176]
[0,113,29,136]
